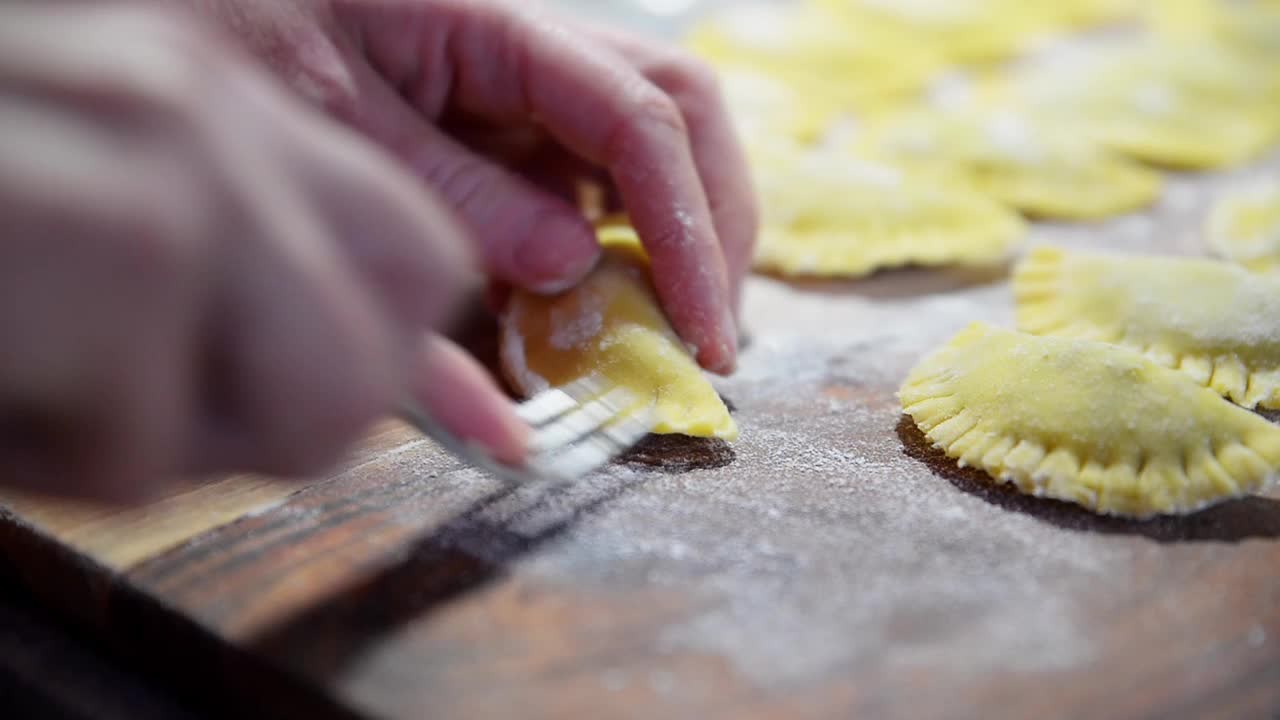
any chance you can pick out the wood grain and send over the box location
[0,422,417,572]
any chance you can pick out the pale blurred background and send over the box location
[551,0,751,35]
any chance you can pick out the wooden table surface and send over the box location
[4,0,1280,709]
[3,148,1279,719]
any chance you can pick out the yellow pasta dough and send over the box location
[1153,0,1280,63]
[862,107,1163,219]
[499,223,737,441]
[1207,183,1280,272]
[1014,247,1280,409]
[752,152,1026,277]
[900,323,1280,517]
[814,0,1066,65]
[1008,42,1279,169]
[686,3,939,131]
[713,66,847,147]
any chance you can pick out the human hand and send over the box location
[196,0,758,373]
[0,3,524,500]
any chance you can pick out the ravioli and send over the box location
[1037,85,1272,169]
[900,323,1280,517]
[1008,42,1279,169]
[687,4,940,97]
[715,67,837,147]
[814,0,1068,65]
[499,223,737,441]
[863,107,1163,219]
[1207,183,1280,272]
[686,2,939,135]
[1153,0,1280,63]
[1014,247,1280,409]
[752,152,1026,277]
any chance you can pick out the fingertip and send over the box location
[698,320,738,376]
[413,336,530,465]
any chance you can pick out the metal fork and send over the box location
[397,374,656,484]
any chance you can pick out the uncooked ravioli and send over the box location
[862,106,1162,220]
[900,323,1280,517]
[687,2,941,123]
[814,0,1068,65]
[751,152,1025,278]
[1207,183,1280,272]
[1007,41,1279,169]
[499,222,737,441]
[1014,247,1280,409]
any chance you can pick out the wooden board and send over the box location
[3,68,1280,720]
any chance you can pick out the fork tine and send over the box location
[528,385,636,454]
[515,375,606,427]
[400,372,655,485]
[526,404,656,481]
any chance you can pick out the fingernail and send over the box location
[717,303,740,374]
[699,304,738,375]
[515,213,601,294]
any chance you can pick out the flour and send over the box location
[549,300,604,351]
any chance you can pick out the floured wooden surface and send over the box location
[3,153,1276,719]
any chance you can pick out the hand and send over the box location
[0,3,524,500]
[195,0,758,373]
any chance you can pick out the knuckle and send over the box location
[657,53,722,101]
[633,90,688,136]
[605,85,688,163]
[418,155,501,218]
[284,36,362,123]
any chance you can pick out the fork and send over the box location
[397,374,656,484]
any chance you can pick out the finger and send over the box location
[353,1,737,372]
[0,97,200,500]
[584,26,759,318]
[410,335,528,465]
[277,107,482,334]
[326,61,602,295]
[195,152,400,478]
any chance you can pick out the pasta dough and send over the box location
[499,223,737,441]
[814,0,1077,65]
[1015,247,1280,409]
[1208,183,1280,272]
[900,323,1280,517]
[1153,0,1280,63]
[686,3,938,140]
[1008,42,1279,169]
[752,152,1026,277]
[863,107,1163,219]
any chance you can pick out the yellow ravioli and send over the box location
[900,323,1280,517]
[1153,0,1280,63]
[863,107,1163,219]
[686,3,940,130]
[1008,42,1279,169]
[1207,183,1280,272]
[814,0,1064,65]
[1015,247,1280,409]
[1037,85,1273,169]
[752,152,1025,277]
[499,223,737,441]
[713,66,851,147]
